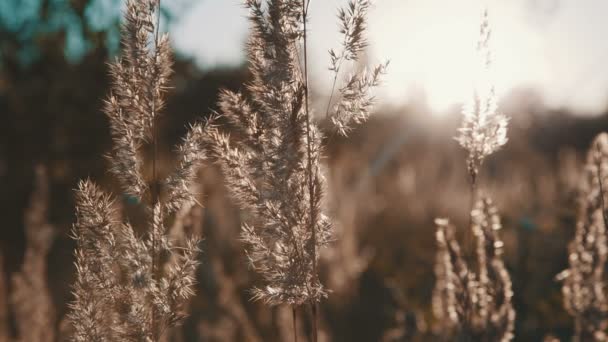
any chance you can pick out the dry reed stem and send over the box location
[203,1,384,340]
[0,253,7,342]
[69,1,204,340]
[558,132,608,341]
[11,165,56,342]
[432,197,514,341]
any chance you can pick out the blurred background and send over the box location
[1,0,608,340]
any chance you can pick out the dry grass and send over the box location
[10,166,56,342]
[558,133,608,341]
[68,1,201,341]
[3,2,607,342]
[202,0,384,339]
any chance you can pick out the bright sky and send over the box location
[172,0,608,114]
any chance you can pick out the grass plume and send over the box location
[206,0,383,307]
[558,132,608,341]
[432,9,514,341]
[432,197,515,341]
[68,1,203,340]
[203,0,384,340]
[456,10,508,184]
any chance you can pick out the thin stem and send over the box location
[324,0,364,119]
[151,91,160,342]
[467,170,477,263]
[151,0,162,340]
[152,1,162,204]
[595,144,608,342]
[301,1,318,341]
[461,164,477,342]
[293,306,298,342]
[150,0,163,201]
[324,71,339,119]
[324,7,353,119]
[596,143,608,229]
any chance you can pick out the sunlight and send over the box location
[172,0,608,114]
[367,0,538,113]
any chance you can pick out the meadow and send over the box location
[1,0,608,341]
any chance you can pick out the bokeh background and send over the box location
[2,0,608,340]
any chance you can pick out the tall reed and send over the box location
[432,198,514,341]
[558,132,608,341]
[68,1,204,340]
[456,10,508,187]
[203,0,385,340]
[11,166,56,342]
[432,9,514,341]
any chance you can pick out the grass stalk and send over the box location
[301,1,318,341]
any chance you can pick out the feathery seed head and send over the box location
[327,0,387,136]
[559,132,608,340]
[456,10,508,182]
[433,197,514,341]
[69,0,203,339]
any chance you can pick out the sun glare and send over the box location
[367,0,535,114]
